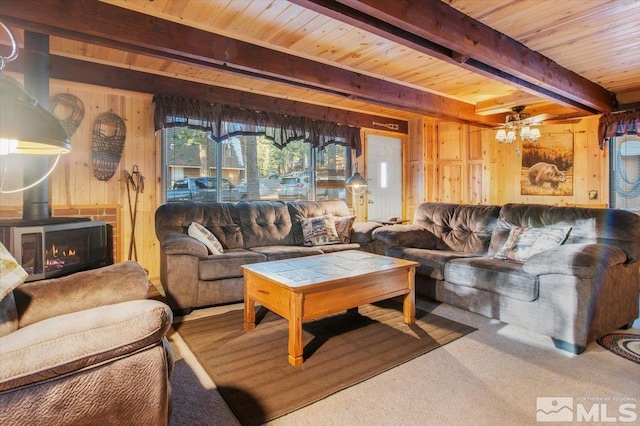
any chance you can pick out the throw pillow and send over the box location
[334,215,356,243]
[301,215,340,246]
[0,242,28,301]
[506,226,572,263]
[188,222,224,255]
[493,226,523,260]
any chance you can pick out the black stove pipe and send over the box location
[22,31,52,221]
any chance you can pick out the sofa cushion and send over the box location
[155,202,244,249]
[301,215,340,246]
[444,257,538,302]
[412,203,501,255]
[249,245,324,261]
[237,201,296,248]
[373,225,440,249]
[199,249,266,280]
[386,246,479,280]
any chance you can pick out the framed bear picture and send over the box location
[520,132,574,196]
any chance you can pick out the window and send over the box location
[162,127,352,203]
[609,135,640,210]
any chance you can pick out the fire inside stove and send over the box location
[46,244,80,272]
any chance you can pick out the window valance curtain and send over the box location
[153,95,362,154]
[598,108,639,149]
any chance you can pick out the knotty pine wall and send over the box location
[0,77,161,280]
[405,115,608,215]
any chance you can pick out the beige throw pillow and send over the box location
[0,242,28,301]
[188,222,224,255]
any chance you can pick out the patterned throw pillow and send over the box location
[505,226,572,263]
[493,226,523,260]
[523,226,572,259]
[301,215,340,246]
[334,215,356,243]
[188,222,224,255]
[0,242,28,301]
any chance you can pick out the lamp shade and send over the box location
[345,162,368,195]
[0,73,71,155]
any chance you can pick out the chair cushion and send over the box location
[444,257,538,302]
[0,299,172,392]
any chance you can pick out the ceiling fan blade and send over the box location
[546,118,583,124]
[529,113,557,123]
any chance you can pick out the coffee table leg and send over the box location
[288,292,304,366]
[403,267,416,324]
[243,276,256,331]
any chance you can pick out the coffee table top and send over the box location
[241,250,417,288]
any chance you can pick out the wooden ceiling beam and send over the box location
[292,0,617,114]
[5,54,409,134]
[0,0,498,126]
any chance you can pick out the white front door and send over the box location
[366,134,403,220]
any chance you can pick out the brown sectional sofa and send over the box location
[372,202,640,353]
[155,200,381,314]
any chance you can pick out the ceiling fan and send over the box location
[495,105,554,143]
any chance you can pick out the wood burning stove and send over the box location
[0,218,112,282]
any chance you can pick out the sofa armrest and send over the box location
[373,225,440,249]
[523,243,627,278]
[0,299,172,392]
[161,231,208,258]
[13,261,150,328]
[350,221,383,246]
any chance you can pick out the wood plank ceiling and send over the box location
[1,0,638,130]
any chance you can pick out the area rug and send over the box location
[174,299,475,425]
[597,333,640,364]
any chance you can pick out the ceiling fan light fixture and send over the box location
[496,106,543,144]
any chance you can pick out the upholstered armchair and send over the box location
[0,258,174,425]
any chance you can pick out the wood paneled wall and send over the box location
[0,76,161,279]
[406,114,608,210]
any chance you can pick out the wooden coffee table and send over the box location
[241,250,418,366]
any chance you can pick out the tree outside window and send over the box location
[163,127,351,204]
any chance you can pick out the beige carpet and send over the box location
[173,300,474,425]
[168,297,640,426]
